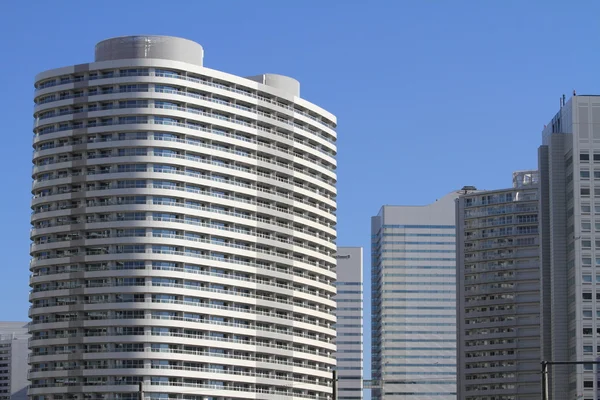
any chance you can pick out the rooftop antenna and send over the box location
[573,89,577,96]
[563,94,566,105]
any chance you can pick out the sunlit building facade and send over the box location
[29,36,338,400]
[371,190,474,400]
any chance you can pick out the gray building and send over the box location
[371,190,475,400]
[30,36,338,400]
[539,94,600,399]
[0,322,29,400]
[335,247,363,400]
[456,172,541,399]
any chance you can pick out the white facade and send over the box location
[29,36,337,400]
[371,191,472,400]
[0,323,29,400]
[540,95,600,399]
[335,247,363,400]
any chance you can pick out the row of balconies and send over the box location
[34,68,337,131]
[33,128,336,177]
[32,179,334,228]
[31,196,334,244]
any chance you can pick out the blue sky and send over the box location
[3,0,600,389]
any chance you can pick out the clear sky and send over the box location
[3,0,600,391]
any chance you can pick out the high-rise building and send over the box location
[539,94,600,399]
[29,36,338,400]
[0,322,29,400]
[455,171,541,400]
[371,190,474,400]
[335,247,363,400]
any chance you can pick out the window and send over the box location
[583,257,592,267]
[583,240,592,249]
[584,328,593,335]
[582,153,590,161]
[583,221,592,231]
[584,345,593,353]
[582,170,591,179]
[583,275,593,283]
[582,188,591,196]
[584,310,593,317]
[583,205,592,213]
[594,154,600,161]
[583,293,592,300]
[595,171,600,179]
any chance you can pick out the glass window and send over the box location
[583,293,592,300]
[583,275,593,283]
[582,240,592,249]
[583,204,592,213]
[584,345,593,353]
[581,153,590,161]
[582,170,591,179]
[582,188,591,196]
[584,310,593,317]
[583,221,592,231]
[583,257,592,267]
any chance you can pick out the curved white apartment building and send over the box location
[29,36,337,400]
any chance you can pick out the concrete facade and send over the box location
[30,36,338,400]
[335,247,363,400]
[0,322,29,400]
[539,95,600,400]
[371,190,474,400]
[456,172,541,400]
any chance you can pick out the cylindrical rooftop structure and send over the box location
[95,35,205,66]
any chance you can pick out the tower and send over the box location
[29,36,338,400]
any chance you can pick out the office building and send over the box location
[539,94,600,399]
[456,171,541,399]
[371,190,475,400]
[335,247,363,400]
[29,36,337,400]
[0,322,29,400]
